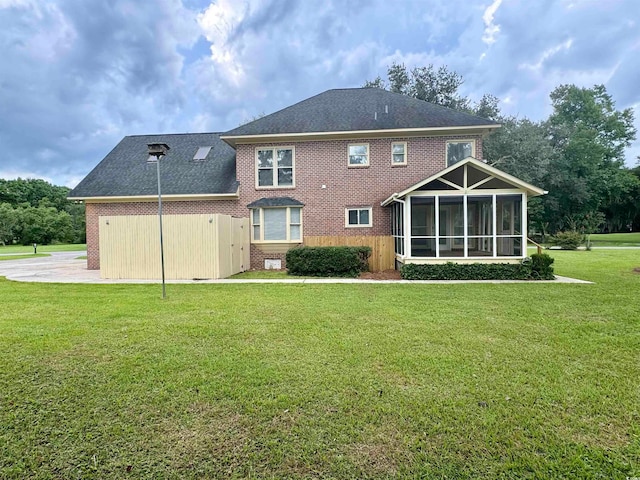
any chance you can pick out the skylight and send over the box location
[194,146,212,160]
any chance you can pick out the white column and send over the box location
[522,193,527,257]
[492,194,497,258]
[403,197,410,258]
[463,195,468,258]
[435,196,440,258]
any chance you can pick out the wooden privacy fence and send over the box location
[99,214,250,280]
[304,235,395,272]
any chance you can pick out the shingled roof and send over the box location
[68,133,238,199]
[222,88,499,139]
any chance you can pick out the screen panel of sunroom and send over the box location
[438,196,464,256]
[496,194,522,256]
[467,195,493,256]
[410,197,436,257]
[391,202,405,255]
[408,194,525,258]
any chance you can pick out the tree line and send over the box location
[366,64,640,236]
[0,178,85,246]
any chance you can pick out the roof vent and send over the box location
[374,111,378,120]
[193,146,212,161]
[385,105,389,114]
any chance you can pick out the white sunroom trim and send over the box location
[392,192,529,262]
[381,156,546,206]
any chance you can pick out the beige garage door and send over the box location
[98,214,250,280]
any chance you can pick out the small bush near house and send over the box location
[401,254,554,280]
[286,246,371,277]
[529,253,555,279]
[551,231,583,250]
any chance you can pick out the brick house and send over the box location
[69,88,545,277]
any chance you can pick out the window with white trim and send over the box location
[345,207,372,227]
[251,207,302,242]
[446,140,475,167]
[256,147,294,188]
[392,142,407,165]
[348,144,369,166]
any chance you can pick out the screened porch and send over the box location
[384,157,546,264]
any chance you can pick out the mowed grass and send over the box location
[589,232,640,246]
[0,243,86,254]
[0,254,49,261]
[1,251,639,478]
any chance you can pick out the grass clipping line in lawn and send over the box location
[0,254,50,261]
[0,249,639,478]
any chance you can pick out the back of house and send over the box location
[69,87,544,278]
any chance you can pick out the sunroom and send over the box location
[382,157,546,266]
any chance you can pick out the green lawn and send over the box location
[588,232,640,246]
[1,251,638,478]
[0,254,49,261]
[230,270,298,279]
[0,243,86,254]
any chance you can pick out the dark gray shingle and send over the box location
[223,88,498,137]
[247,197,304,208]
[69,133,238,198]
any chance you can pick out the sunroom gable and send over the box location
[381,157,546,206]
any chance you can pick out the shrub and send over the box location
[552,231,583,250]
[286,246,371,277]
[401,254,554,281]
[529,253,554,279]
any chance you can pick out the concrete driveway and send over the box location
[0,251,104,283]
[0,250,592,284]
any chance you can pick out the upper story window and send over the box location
[392,142,407,166]
[446,140,475,167]
[348,143,369,167]
[256,147,294,188]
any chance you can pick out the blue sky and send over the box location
[1,0,638,187]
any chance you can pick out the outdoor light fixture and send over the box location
[147,143,170,298]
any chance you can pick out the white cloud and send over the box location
[197,0,249,89]
[0,170,55,184]
[519,39,574,72]
[482,0,503,45]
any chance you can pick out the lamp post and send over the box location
[147,143,170,298]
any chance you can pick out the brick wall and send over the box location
[86,134,484,271]
[234,134,483,237]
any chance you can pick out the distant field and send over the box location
[588,232,640,246]
[0,254,49,261]
[0,244,86,254]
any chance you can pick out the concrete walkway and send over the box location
[0,251,593,284]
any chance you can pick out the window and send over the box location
[256,147,294,188]
[392,142,407,165]
[251,207,302,242]
[446,140,475,167]
[348,144,369,166]
[193,146,212,160]
[345,207,372,227]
